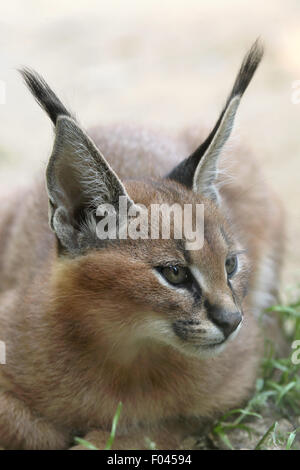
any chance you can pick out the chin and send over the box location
[176,340,228,359]
[173,323,243,359]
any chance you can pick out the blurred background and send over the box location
[0,0,299,286]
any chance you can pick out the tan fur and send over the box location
[0,121,284,449]
[0,42,285,448]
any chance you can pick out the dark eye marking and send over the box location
[225,254,238,277]
[155,265,202,303]
[159,265,190,286]
[225,249,247,279]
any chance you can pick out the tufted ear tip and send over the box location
[166,40,264,200]
[19,67,72,125]
[228,38,263,101]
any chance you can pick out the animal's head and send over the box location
[21,40,263,360]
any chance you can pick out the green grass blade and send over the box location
[254,422,277,450]
[286,431,296,450]
[73,437,99,450]
[104,402,123,450]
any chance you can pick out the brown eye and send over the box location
[225,255,238,277]
[161,266,189,285]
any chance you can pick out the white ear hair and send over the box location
[46,116,137,253]
[20,67,139,254]
[192,96,240,202]
[166,40,263,197]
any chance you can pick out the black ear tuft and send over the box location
[19,68,72,125]
[166,39,264,188]
[228,38,264,102]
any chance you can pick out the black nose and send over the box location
[206,303,242,338]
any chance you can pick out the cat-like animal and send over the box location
[0,40,284,449]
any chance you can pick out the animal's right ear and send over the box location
[20,69,135,254]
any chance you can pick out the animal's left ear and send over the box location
[167,40,263,203]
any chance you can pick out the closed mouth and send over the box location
[186,338,226,351]
[202,339,226,349]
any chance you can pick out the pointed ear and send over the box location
[167,39,264,203]
[46,116,134,252]
[20,68,134,253]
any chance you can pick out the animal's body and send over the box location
[0,41,284,449]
